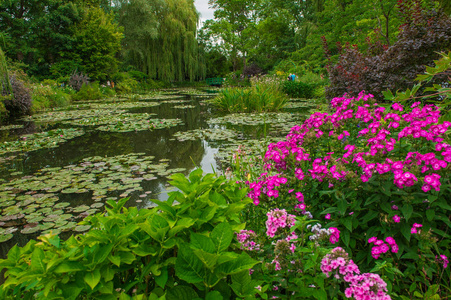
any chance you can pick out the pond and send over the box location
[0,89,316,257]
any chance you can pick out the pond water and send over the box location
[0,89,315,257]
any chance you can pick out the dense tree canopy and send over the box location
[0,0,449,82]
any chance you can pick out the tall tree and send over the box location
[67,6,123,81]
[118,0,204,82]
[206,0,261,72]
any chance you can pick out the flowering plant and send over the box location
[243,91,450,296]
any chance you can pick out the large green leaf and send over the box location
[54,261,85,274]
[30,248,46,273]
[155,267,168,289]
[168,218,196,237]
[84,269,101,290]
[192,249,218,270]
[206,291,223,300]
[216,252,258,275]
[211,222,233,253]
[230,270,255,298]
[166,286,199,300]
[175,244,206,284]
[190,232,215,253]
[141,215,169,242]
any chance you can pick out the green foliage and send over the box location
[282,81,317,99]
[31,83,72,111]
[112,72,139,95]
[120,0,205,82]
[72,82,103,101]
[0,169,256,299]
[69,7,123,81]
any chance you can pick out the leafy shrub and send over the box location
[100,85,116,98]
[69,72,90,92]
[115,77,138,95]
[242,91,451,297]
[212,75,289,113]
[31,84,71,111]
[0,169,257,299]
[282,81,317,98]
[128,70,148,82]
[2,75,32,118]
[50,60,84,79]
[325,0,451,100]
[72,82,102,101]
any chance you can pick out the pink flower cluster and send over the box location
[437,255,449,268]
[329,227,340,244]
[368,236,399,259]
[236,230,260,251]
[345,273,391,300]
[321,247,391,300]
[248,91,451,207]
[265,208,296,238]
[321,247,360,279]
[410,223,422,234]
[248,173,287,205]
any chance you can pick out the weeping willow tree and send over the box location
[119,0,205,82]
[0,46,12,96]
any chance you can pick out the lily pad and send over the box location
[74,225,91,232]
[0,233,13,243]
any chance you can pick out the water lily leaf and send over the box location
[0,233,13,243]
[74,225,91,232]
[21,226,40,234]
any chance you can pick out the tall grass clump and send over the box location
[212,75,289,113]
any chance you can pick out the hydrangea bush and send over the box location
[242,92,450,297]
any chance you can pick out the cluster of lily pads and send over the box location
[0,128,85,155]
[173,128,237,142]
[0,124,24,131]
[0,153,186,242]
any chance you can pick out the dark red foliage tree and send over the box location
[325,0,451,100]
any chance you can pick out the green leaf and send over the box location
[118,251,135,265]
[230,270,255,297]
[426,209,435,222]
[190,232,215,253]
[168,218,195,237]
[400,223,411,241]
[155,266,168,289]
[54,261,85,273]
[401,204,413,222]
[61,284,83,300]
[206,291,223,300]
[175,244,206,283]
[199,206,217,222]
[216,252,258,275]
[192,249,219,270]
[382,90,394,100]
[30,248,46,272]
[84,269,101,290]
[109,255,121,267]
[166,286,199,300]
[141,215,169,242]
[211,222,233,253]
[342,218,352,232]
